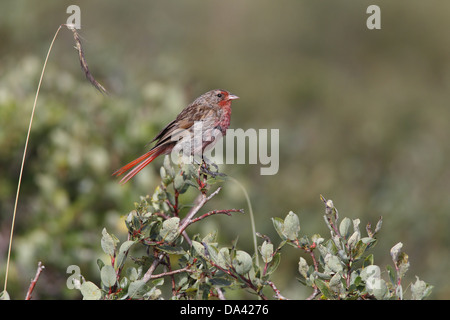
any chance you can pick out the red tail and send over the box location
[113,146,165,184]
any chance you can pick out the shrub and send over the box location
[70,157,433,300]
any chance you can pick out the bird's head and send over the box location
[199,89,239,107]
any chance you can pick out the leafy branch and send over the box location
[71,160,433,300]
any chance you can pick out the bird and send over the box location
[113,89,239,184]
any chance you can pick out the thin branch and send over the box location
[141,252,193,284]
[308,249,319,272]
[25,262,45,300]
[147,267,194,280]
[237,273,268,300]
[216,288,226,300]
[178,187,222,235]
[206,248,268,300]
[306,287,320,300]
[181,230,192,246]
[189,209,244,225]
[163,255,177,296]
[294,240,320,299]
[142,253,165,283]
[267,280,288,300]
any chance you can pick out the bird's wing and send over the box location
[149,103,216,149]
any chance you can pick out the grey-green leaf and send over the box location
[156,244,186,255]
[265,252,281,275]
[367,278,388,300]
[163,155,175,177]
[339,217,352,239]
[361,265,381,281]
[272,217,286,240]
[390,242,403,263]
[80,281,102,300]
[217,247,231,268]
[325,254,343,274]
[260,241,273,264]
[386,264,397,285]
[411,276,433,300]
[329,273,343,294]
[159,217,180,242]
[374,216,383,234]
[315,278,334,299]
[298,257,308,279]
[192,240,207,259]
[233,250,252,275]
[128,279,146,299]
[116,240,135,270]
[100,265,117,287]
[283,211,300,240]
[101,228,117,256]
[174,173,188,193]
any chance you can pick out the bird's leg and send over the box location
[200,156,226,178]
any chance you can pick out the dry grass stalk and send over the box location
[2,23,107,297]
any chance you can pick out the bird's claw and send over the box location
[200,160,226,178]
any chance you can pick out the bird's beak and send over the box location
[228,94,239,100]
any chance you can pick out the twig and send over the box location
[25,262,45,300]
[189,209,244,224]
[267,280,288,300]
[306,287,320,300]
[216,288,226,300]
[163,255,177,296]
[141,253,165,284]
[142,187,233,286]
[141,252,194,284]
[209,259,268,300]
[147,267,194,280]
[293,240,320,299]
[177,188,242,244]
[236,273,268,300]
[178,187,222,235]
[308,249,319,272]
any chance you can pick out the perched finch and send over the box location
[113,89,239,184]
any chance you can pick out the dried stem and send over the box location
[4,23,67,294]
[67,25,108,94]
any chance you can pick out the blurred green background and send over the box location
[1,0,449,299]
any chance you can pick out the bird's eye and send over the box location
[217,93,223,98]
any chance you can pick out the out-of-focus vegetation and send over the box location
[0,1,449,299]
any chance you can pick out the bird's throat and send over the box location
[217,103,232,135]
